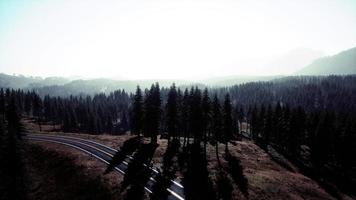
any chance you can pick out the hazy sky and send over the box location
[0,0,355,79]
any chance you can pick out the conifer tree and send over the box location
[212,94,222,166]
[232,106,240,139]
[166,84,178,143]
[143,83,161,144]
[222,94,233,153]
[250,105,259,140]
[131,86,143,136]
[201,88,211,154]
[121,111,129,133]
[189,87,203,144]
[6,95,21,137]
[0,89,5,122]
[32,94,43,131]
[180,89,190,147]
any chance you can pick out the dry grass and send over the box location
[23,118,352,200]
[24,142,124,200]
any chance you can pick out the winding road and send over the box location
[24,133,185,200]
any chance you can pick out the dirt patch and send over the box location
[228,140,337,200]
[24,142,125,200]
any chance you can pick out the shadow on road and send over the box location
[150,138,180,200]
[181,143,216,200]
[104,136,142,174]
[121,142,158,200]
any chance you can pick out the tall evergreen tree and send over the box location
[6,95,21,137]
[143,83,161,144]
[189,87,203,144]
[32,94,43,131]
[212,94,222,166]
[121,111,129,133]
[166,84,178,143]
[312,111,336,167]
[131,86,143,136]
[201,88,211,154]
[222,94,233,153]
[250,105,259,140]
[180,89,190,147]
[0,89,5,122]
[232,106,240,140]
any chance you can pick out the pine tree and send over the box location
[43,95,52,122]
[6,95,21,137]
[273,102,283,144]
[24,91,32,116]
[232,106,240,140]
[261,105,273,148]
[189,87,203,144]
[121,111,129,133]
[143,83,161,144]
[250,105,259,140]
[0,89,5,122]
[212,94,222,166]
[32,94,43,131]
[222,94,233,153]
[131,86,143,136]
[257,105,266,146]
[312,111,336,167]
[201,88,211,154]
[166,84,178,143]
[180,89,190,147]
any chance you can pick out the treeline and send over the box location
[2,75,356,197]
[249,103,356,192]
[131,83,236,153]
[0,88,131,134]
[124,83,241,200]
[0,89,26,200]
[219,75,356,113]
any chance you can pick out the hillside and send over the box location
[0,73,286,96]
[295,47,356,75]
[202,75,282,87]
[265,48,324,74]
[0,73,73,89]
[23,119,352,200]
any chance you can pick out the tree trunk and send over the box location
[225,142,229,154]
[204,140,207,156]
[151,135,157,144]
[167,134,171,148]
[38,121,42,132]
[216,142,221,167]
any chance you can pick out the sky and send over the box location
[0,0,355,80]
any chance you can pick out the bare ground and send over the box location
[24,142,125,200]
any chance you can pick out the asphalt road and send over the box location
[24,133,185,200]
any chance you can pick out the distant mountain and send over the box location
[0,73,42,88]
[265,48,324,74]
[0,73,72,89]
[0,73,194,95]
[202,75,283,87]
[0,73,289,96]
[295,47,356,75]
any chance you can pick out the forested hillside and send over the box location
[296,47,356,75]
[1,75,356,198]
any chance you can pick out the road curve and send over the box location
[24,133,185,200]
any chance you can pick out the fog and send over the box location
[0,0,355,79]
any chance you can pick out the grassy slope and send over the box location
[23,119,349,200]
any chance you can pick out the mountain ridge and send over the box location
[295,47,356,75]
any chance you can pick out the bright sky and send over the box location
[0,0,355,79]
